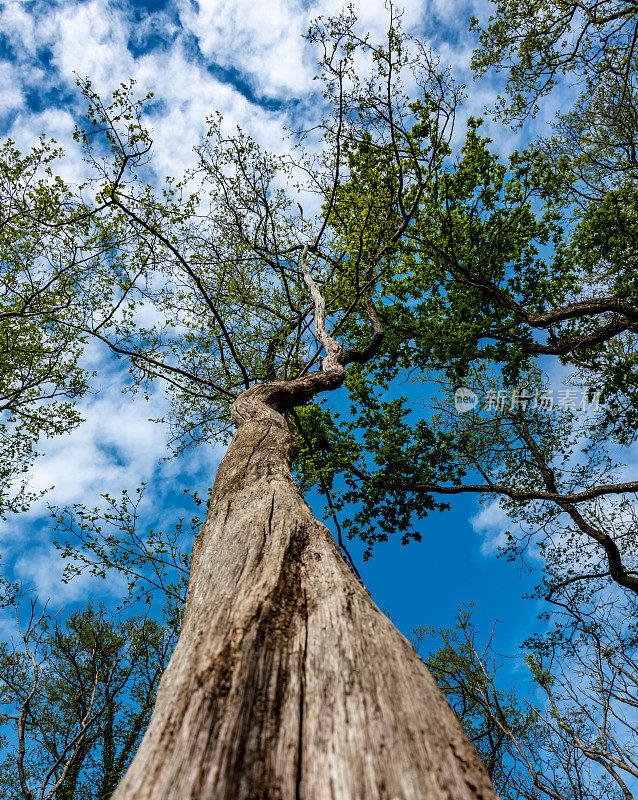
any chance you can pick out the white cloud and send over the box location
[19,342,223,513]
[0,1,38,56]
[175,0,436,100]
[0,337,224,597]
[0,62,24,116]
[49,0,136,91]
[0,0,501,177]
[471,500,512,555]
[13,544,127,604]
[26,393,165,505]
[177,0,311,96]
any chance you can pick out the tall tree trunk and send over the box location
[111,379,499,800]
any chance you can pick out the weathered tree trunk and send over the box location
[111,378,499,800]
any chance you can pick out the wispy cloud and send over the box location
[470,500,513,556]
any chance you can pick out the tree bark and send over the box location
[111,379,499,800]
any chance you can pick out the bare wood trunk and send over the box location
[111,388,499,800]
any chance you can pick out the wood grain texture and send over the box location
[111,389,500,800]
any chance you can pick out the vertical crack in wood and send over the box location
[295,585,308,800]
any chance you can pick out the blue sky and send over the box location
[0,0,555,670]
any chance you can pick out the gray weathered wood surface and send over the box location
[111,384,499,799]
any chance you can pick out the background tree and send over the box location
[471,0,638,195]
[0,123,161,519]
[420,591,638,800]
[0,597,174,800]
[0,139,88,517]
[413,608,532,798]
[50,484,198,629]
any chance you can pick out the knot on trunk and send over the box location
[222,370,346,497]
[231,384,291,429]
[231,370,346,431]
